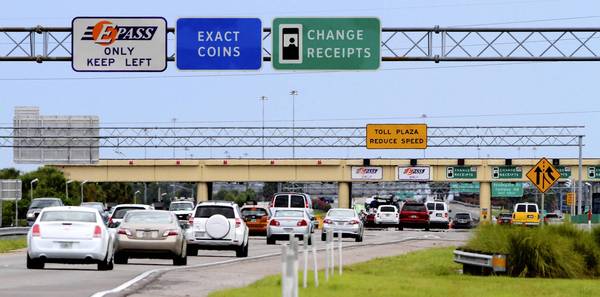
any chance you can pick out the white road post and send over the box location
[281,244,290,297]
[338,231,343,275]
[312,241,319,287]
[324,230,330,281]
[291,237,299,297]
[328,229,335,276]
[303,235,309,288]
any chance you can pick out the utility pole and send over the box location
[260,96,268,159]
[80,180,88,204]
[289,90,298,158]
[171,118,177,159]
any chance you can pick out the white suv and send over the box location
[426,201,450,229]
[186,201,249,258]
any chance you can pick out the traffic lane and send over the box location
[0,229,471,297]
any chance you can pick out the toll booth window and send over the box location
[290,195,306,208]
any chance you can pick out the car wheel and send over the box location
[26,254,44,270]
[321,233,326,241]
[114,252,128,265]
[425,225,430,231]
[173,253,187,266]
[307,236,312,246]
[98,252,114,271]
[187,245,198,256]
[355,234,363,242]
[236,242,248,258]
[266,237,276,245]
[398,225,404,231]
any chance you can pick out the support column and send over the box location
[480,182,491,223]
[196,182,210,203]
[338,182,350,209]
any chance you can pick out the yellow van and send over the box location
[512,203,540,226]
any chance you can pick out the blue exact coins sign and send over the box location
[176,18,262,70]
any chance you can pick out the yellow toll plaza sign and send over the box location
[526,157,560,193]
[366,124,427,149]
[566,192,575,206]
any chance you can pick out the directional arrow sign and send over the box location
[526,157,560,193]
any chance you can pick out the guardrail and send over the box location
[0,227,29,237]
[453,249,507,275]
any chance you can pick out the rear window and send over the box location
[170,203,194,211]
[499,213,512,218]
[436,203,445,211]
[41,211,97,223]
[380,206,396,212]
[275,210,304,218]
[195,206,235,219]
[290,195,306,208]
[455,214,470,219]
[516,205,527,212]
[273,196,289,207]
[30,199,62,208]
[527,205,537,212]
[241,208,268,217]
[125,212,172,224]
[328,209,356,218]
[426,203,435,210]
[112,207,146,219]
[403,204,426,212]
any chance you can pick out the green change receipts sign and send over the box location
[272,18,380,70]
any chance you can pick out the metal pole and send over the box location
[65,182,68,201]
[144,182,147,204]
[260,96,267,159]
[541,193,545,222]
[290,90,298,159]
[578,136,583,215]
[338,231,343,275]
[303,235,308,288]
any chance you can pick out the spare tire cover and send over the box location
[205,214,230,239]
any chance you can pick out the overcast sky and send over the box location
[1,0,599,170]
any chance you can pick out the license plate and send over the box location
[151,231,158,238]
[137,231,144,238]
[527,215,534,219]
[59,242,73,249]
[194,231,206,238]
[283,228,293,232]
[251,219,257,222]
[411,215,417,218]
[436,213,442,217]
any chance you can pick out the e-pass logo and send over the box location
[81,20,158,46]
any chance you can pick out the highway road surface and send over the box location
[0,229,470,297]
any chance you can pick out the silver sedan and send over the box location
[267,208,313,245]
[321,208,364,242]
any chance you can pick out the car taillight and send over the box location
[163,230,179,237]
[305,200,309,208]
[350,220,359,225]
[93,225,102,238]
[444,212,448,218]
[269,219,280,226]
[396,213,399,218]
[117,228,132,236]
[108,217,113,225]
[32,224,41,237]
[297,220,308,227]
[235,218,242,228]
[188,215,194,225]
[323,219,332,224]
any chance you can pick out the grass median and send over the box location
[209,247,600,297]
[0,237,26,253]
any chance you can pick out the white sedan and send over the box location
[27,206,114,270]
[266,208,313,245]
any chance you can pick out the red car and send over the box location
[399,202,430,231]
[496,212,512,225]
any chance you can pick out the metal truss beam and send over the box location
[2,26,600,62]
[0,126,585,148]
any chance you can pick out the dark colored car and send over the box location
[452,212,473,229]
[399,202,430,231]
[26,198,64,226]
[496,212,512,225]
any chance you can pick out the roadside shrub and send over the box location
[464,223,600,278]
[592,226,600,248]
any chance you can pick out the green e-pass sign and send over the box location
[492,182,524,198]
[272,18,381,70]
[492,166,522,179]
[556,166,571,179]
[447,166,477,179]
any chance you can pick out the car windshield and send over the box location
[241,208,268,217]
[81,203,104,212]
[125,211,172,224]
[380,206,396,212]
[455,214,470,219]
[273,196,289,207]
[516,205,527,212]
[436,203,445,210]
[112,207,146,219]
[275,210,304,218]
[403,204,426,212]
[195,206,235,218]
[290,195,306,208]
[170,203,193,211]
[30,199,61,209]
[328,209,356,218]
[40,211,96,223]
